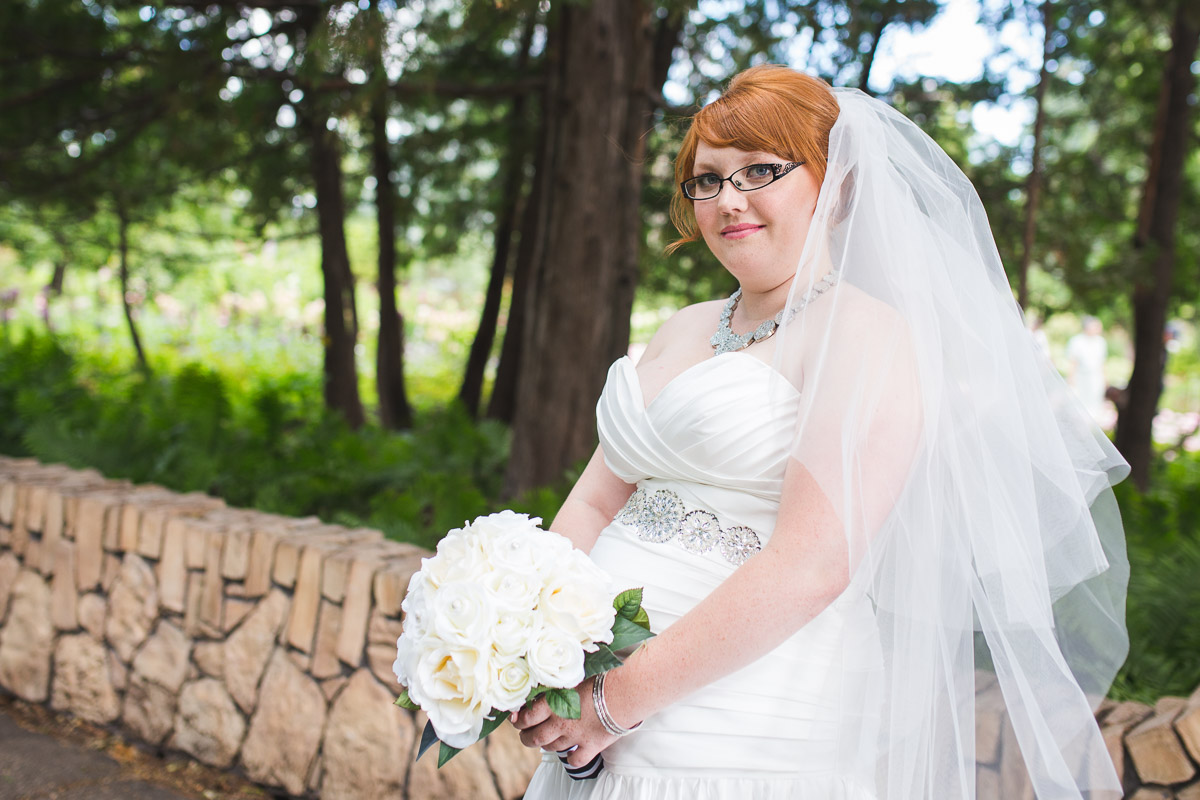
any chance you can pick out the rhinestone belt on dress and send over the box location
[614,487,763,566]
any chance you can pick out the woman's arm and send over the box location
[516,313,923,766]
[549,446,637,554]
[515,458,851,764]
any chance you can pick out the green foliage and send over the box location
[1110,452,1200,701]
[583,644,623,677]
[544,687,581,721]
[613,587,651,630]
[0,330,543,551]
[394,688,419,711]
[609,615,656,652]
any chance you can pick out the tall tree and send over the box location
[0,0,236,365]
[459,10,538,418]
[301,95,365,428]
[367,3,413,430]
[503,0,679,496]
[1016,0,1054,310]
[1114,1,1199,488]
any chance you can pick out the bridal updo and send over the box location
[668,65,840,252]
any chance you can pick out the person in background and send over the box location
[1066,315,1108,422]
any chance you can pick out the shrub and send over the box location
[0,330,566,551]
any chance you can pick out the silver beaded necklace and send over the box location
[710,269,841,355]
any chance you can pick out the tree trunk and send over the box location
[1017,0,1053,310]
[46,261,66,295]
[307,110,366,429]
[857,14,888,94]
[372,47,413,430]
[460,12,536,417]
[502,0,660,497]
[486,144,543,425]
[115,204,149,373]
[1113,2,1199,490]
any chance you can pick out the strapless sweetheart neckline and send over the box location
[523,345,878,798]
[617,352,798,412]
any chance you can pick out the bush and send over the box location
[1109,455,1200,702]
[0,330,566,551]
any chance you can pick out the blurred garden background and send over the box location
[1,0,1198,706]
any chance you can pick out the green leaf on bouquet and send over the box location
[478,710,507,740]
[613,587,651,630]
[417,721,441,761]
[613,588,643,618]
[525,684,552,703]
[610,615,655,651]
[438,742,462,768]
[584,644,623,677]
[544,688,582,720]
[394,688,419,710]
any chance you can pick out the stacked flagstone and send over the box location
[972,671,1200,799]
[0,456,541,799]
[5,456,1200,798]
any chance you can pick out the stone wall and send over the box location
[972,666,1200,799]
[0,456,541,799]
[5,456,1200,799]
[1096,692,1200,799]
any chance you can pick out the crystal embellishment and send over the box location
[638,489,683,543]
[679,510,721,554]
[614,488,763,566]
[719,526,762,566]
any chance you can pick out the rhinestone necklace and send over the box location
[710,269,842,355]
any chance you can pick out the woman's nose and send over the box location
[716,183,747,214]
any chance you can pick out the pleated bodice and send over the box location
[522,352,881,800]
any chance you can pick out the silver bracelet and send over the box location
[592,672,641,737]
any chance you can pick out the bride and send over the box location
[513,65,1129,800]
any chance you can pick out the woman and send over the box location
[513,65,1129,800]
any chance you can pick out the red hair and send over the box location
[668,65,840,253]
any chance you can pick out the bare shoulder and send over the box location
[639,299,726,363]
[832,283,912,350]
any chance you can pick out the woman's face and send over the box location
[691,142,821,294]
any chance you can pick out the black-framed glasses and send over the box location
[681,161,804,200]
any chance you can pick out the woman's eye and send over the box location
[694,175,720,189]
[747,165,773,178]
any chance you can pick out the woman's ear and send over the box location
[830,166,857,225]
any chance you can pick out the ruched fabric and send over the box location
[522,354,882,799]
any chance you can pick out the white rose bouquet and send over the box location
[393,510,654,767]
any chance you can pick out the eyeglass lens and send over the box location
[685,164,780,200]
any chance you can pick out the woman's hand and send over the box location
[510,677,619,768]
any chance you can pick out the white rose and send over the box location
[484,567,542,612]
[490,609,537,658]
[400,572,433,636]
[537,565,616,652]
[474,510,544,537]
[526,624,586,689]
[429,581,495,646]
[424,531,490,587]
[463,511,541,556]
[485,526,559,578]
[392,630,422,697]
[487,655,534,712]
[413,642,492,748]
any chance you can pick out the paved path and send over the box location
[0,708,196,800]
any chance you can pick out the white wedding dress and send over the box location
[523,353,883,800]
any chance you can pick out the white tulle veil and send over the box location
[752,87,1131,798]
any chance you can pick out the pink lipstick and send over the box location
[720,223,763,240]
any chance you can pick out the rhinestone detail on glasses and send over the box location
[615,488,762,566]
